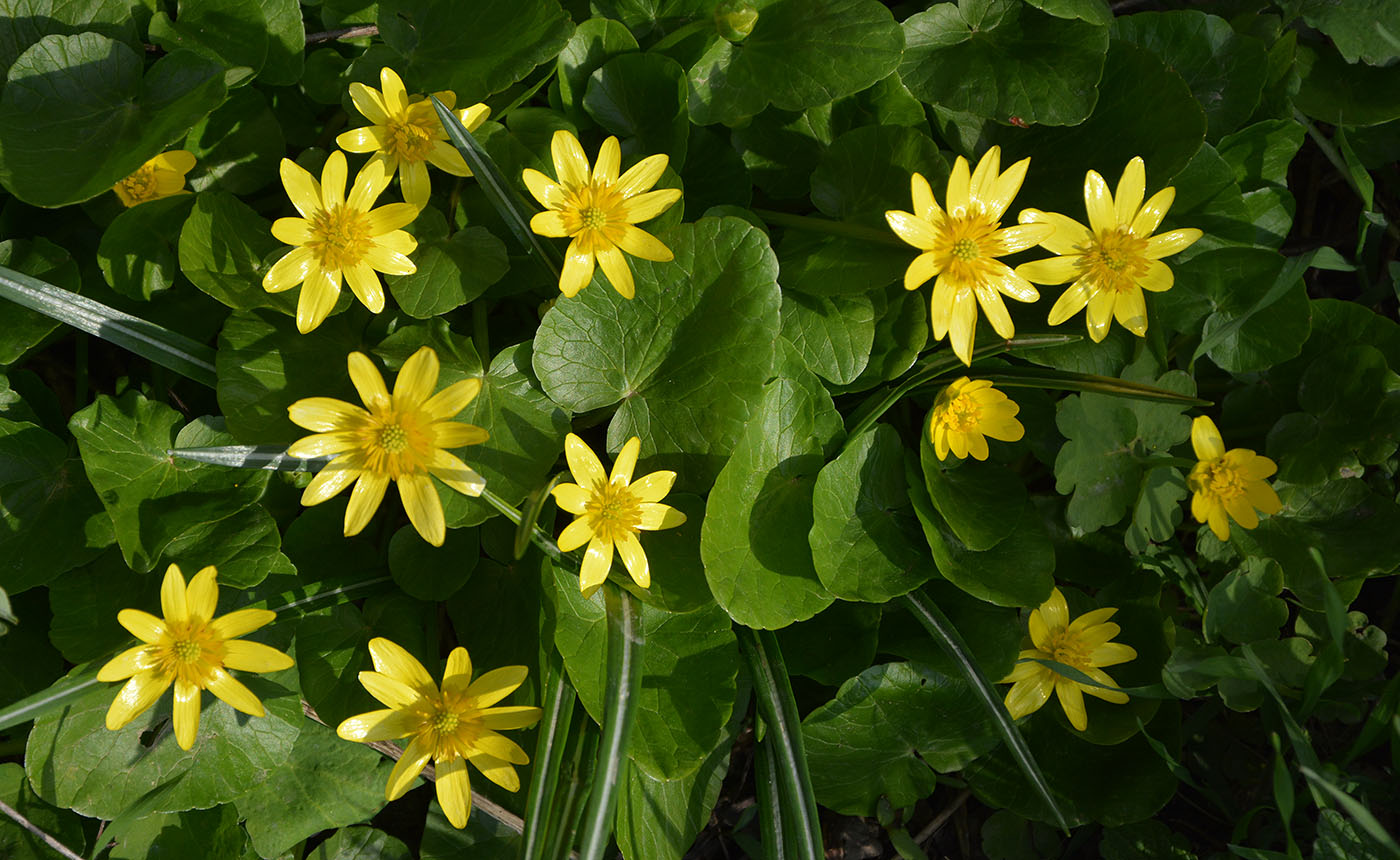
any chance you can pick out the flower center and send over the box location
[171,638,202,663]
[1080,228,1149,292]
[358,410,433,479]
[379,423,409,453]
[386,116,436,162]
[580,206,608,230]
[951,237,979,261]
[941,393,983,432]
[309,204,373,272]
[933,211,1003,288]
[1192,459,1247,501]
[586,481,642,542]
[432,709,460,733]
[118,168,157,203]
[1046,631,1092,671]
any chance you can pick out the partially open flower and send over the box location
[1187,415,1282,541]
[112,151,196,207]
[928,377,1024,461]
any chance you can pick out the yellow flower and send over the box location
[523,130,681,299]
[112,150,196,207]
[337,638,542,829]
[286,346,488,547]
[551,433,687,594]
[1000,587,1136,732]
[96,564,293,750]
[885,147,1052,366]
[336,66,491,209]
[263,151,419,334]
[1015,157,1203,343]
[928,376,1024,461]
[1187,415,1282,541]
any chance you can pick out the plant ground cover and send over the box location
[1,1,1398,859]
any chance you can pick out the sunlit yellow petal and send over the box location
[345,472,389,536]
[565,433,608,489]
[615,153,668,197]
[614,226,673,262]
[596,245,636,299]
[106,671,172,730]
[620,188,680,224]
[280,159,322,218]
[1114,157,1146,226]
[222,640,295,673]
[118,609,167,644]
[593,136,621,186]
[208,608,276,640]
[338,708,421,742]
[466,665,529,709]
[385,734,434,800]
[160,564,189,625]
[1083,169,1114,234]
[551,130,592,188]
[1144,228,1202,260]
[580,536,613,593]
[436,757,473,828]
[614,530,650,588]
[97,645,155,682]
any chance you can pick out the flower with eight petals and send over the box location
[1187,415,1282,541]
[928,376,1024,461]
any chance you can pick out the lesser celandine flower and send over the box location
[287,346,488,546]
[112,150,196,207]
[928,377,1024,461]
[552,433,687,594]
[337,638,542,828]
[1000,587,1136,732]
[524,130,681,299]
[1187,415,1282,541]
[336,66,490,208]
[97,564,293,750]
[885,147,1052,366]
[1015,157,1202,342]
[263,151,419,333]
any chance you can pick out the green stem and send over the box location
[479,488,563,562]
[648,18,715,53]
[753,732,787,860]
[1295,110,1400,242]
[751,208,906,246]
[520,654,578,860]
[575,586,643,860]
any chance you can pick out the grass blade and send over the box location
[0,264,217,388]
[1299,766,1400,858]
[968,366,1212,407]
[575,585,642,860]
[0,668,99,732]
[736,627,824,859]
[899,589,1069,831]
[752,731,788,860]
[169,444,330,471]
[520,652,578,860]
[431,96,564,278]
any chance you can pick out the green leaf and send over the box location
[880,581,1021,682]
[584,52,689,165]
[1185,248,1312,373]
[297,594,431,728]
[1205,558,1289,645]
[185,86,287,195]
[1099,819,1196,860]
[775,231,909,298]
[921,451,1030,553]
[615,725,731,860]
[810,125,946,221]
[1300,0,1400,66]
[780,292,875,385]
[0,417,109,594]
[98,195,196,301]
[236,723,397,859]
[534,217,781,489]
[0,239,76,365]
[1111,11,1267,139]
[900,0,1108,127]
[0,264,219,388]
[106,805,244,860]
[0,762,87,860]
[553,567,738,780]
[0,35,226,207]
[701,376,839,629]
[216,309,365,443]
[557,17,639,114]
[1294,43,1400,126]
[386,227,509,319]
[834,285,929,392]
[149,0,271,78]
[623,492,714,613]
[45,551,145,663]
[377,0,573,99]
[810,425,938,602]
[388,525,478,601]
[731,105,832,199]
[1021,0,1110,26]
[686,0,904,126]
[775,600,881,686]
[26,665,302,819]
[0,590,62,708]
[0,0,143,79]
[179,192,292,313]
[803,662,1002,815]
[68,393,270,573]
[310,827,413,860]
[577,585,642,860]
[157,498,293,589]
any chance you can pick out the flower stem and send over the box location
[479,487,564,562]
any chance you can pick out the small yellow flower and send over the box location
[1000,587,1136,732]
[928,377,1024,461]
[1015,157,1203,343]
[287,346,488,547]
[1187,416,1282,541]
[551,433,687,594]
[336,66,490,209]
[263,151,420,334]
[523,130,681,299]
[337,638,542,829]
[96,564,293,750]
[885,147,1052,366]
[112,150,196,207]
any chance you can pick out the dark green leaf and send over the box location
[557,17,639,114]
[810,125,946,221]
[1300,0,1400,65]
[388,524,478,601]
[0,239,75,365]
[387,227,509,318]
[0,762,87,860]
[184,86,287,195]
[1205,558,1289,645]
[98,195,195,301]
[584,52,689,164]
[780,292,875,385]
[179,192,292,313]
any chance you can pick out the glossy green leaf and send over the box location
[1294,43,1400,127]
[686,0,903,126]
[701,376,839,629]
[810,125,946,221]
[1300,0,1400,65]
[388,524,479,601]
[835,285,930,392]
[311,827,414,860]
[1204,558,1289,645]
[534,217,780,489]
[557,17,639,113]
[0,762,87,860]
[69,395,270,574]
[0,0,142,78]
[615,733,730,860]
[1185,248,1312,373]
[780,292,876,385]
[803,662,1002,815]
[98,195,195,302]
[237,724,396,859]
[0,239,76,365]
[179,192,291,313]
[810,425,937,602]
[921,450,1030,553]
[775,600,881,686]
[45,552,144,663]
[1021,0,1110,25]
[386,227,509,319]
[584,52,689,164]
[106,805,243,860]
[184,86,287,195]
[901,0,1108,127]
[0,35,226,207]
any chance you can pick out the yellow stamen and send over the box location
[585,481,642,543]
[1080,228,1149,292]
[379,424,409,453]
[171,639,202,663]
[942,393,983,432]
[386,116,436,162]
[309,205,373,272]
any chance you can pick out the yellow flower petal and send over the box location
[385,734,434,801]
[620,188,680,224]
[288,396,369,433]
[886,210,938,249]
[479,706,544,731]
[380,66,410,115]
[97,645,154,683]
[295,266,340,334]
[427,449,485,497]
[337,708,422,742]
[945,154,971,215]
[1113,286,1148,336]
[106,671,172,730]
[629,471,676,504]
[1144,228,1202,260]
[522,169,561,208]
[531,211,571,237]
[615,530,650,588]
[173,678,202,750]
[345,472,390,536]
[369,637,437,694]
[321,151,349,210]
[1131,187,1176,237]
[466,665,530,708]
[300,457,360,505]
[1114,157,1146,226]
[593,136,621,186]
[337,125,390,154]
[186,566,219,624]
[1191,416,1225,461]
[222,640,295,673]
[401,159,431,208]
[1083,169,1115,234]
[399,472,446,546]
[160,564,189,625]
[466,752,521,792]
[559,241,595,297]
[580,536,613,593]
[1055,678,1088,731]
[557,517,593,552]
[911,171,942,221]
[360,670,428,710]
[433,421,489,449]
[394,347,440,407]
[436,757,473,829]
[638,502,686,531]
[349,81,390,125]
[596,245,636,299]
[903,251,942,291]
[366,202,420,236]
[613,226,673,262]
[1019,208,1090,256]
[348,352,391,411]
[208,608,277,640]
[615,153,668,197]
[565,433,607,488]
[551,130,592,188]
[440,647,474,697]
[118,608,167,644]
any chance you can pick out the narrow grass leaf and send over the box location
[0,669,99,732]
[168,444,330,471]
[969,366,1212,406]
[520,652,577,860]
[1299,766,1400,858]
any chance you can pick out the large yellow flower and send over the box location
[286,346,488,547]
[885,147,1052,366]
[97,564,293,750]
[523,131,681,299]
[551,433,687,594]
[1000,587,1136,732]
[1015,157,1202,342]
[1187,416,1282,541]
[337,638,542,829]
[263,151,419,334]
[336,66,490,209]
[928,376,1024,461]
[112,150,196,207]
